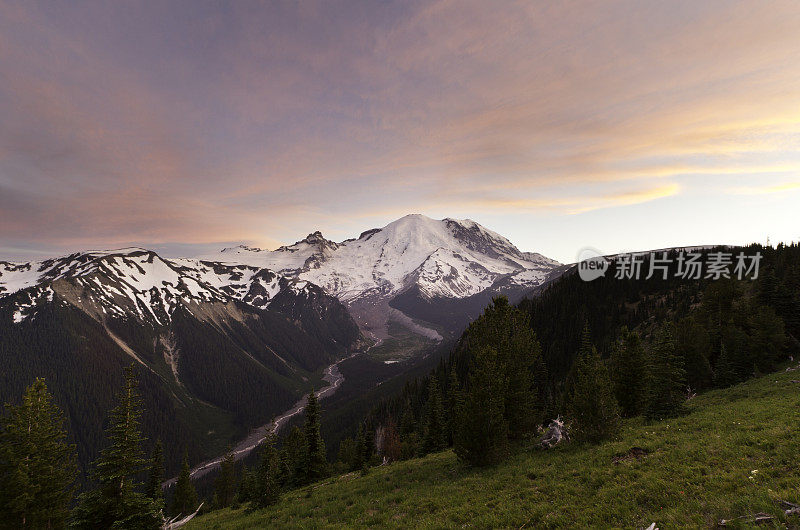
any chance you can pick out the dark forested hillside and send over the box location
[359,243,799,464]
[520,244,799,385]
[0,278,364,484]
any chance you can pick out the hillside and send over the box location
[188,363,800,528]
[0,248,364,480]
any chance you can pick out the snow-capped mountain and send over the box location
[210,214,560,336]
[213,214,559,303]
[0,249,321,326]
[0,214,559,339]
[0,247,364,477]
[0,214,558,479]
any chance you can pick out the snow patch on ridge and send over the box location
[202,214,560,303]
[1,215,561,327]
[1,250,311,325]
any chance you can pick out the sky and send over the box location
[1,0,799,264]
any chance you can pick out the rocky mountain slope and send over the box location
[0,215,559,475]
[210,214,560,337]
[0,248,363,478]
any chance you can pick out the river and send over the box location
[163,353,356,487]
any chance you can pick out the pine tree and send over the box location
[336,437,358,471]
[399,407,415,436]
[675,317,713,392]
[381,418,401,463]
[171,452,198,517]
[532,355,551,424]
[645,324,688,420]
[453,346,509,466]
[302,391,327,483]
[362,422,376,467]
[446,368,462,444]
[462,296,542,439]
[69,365,162,529]
[566,334,620,443]
[713,343,738,388]
[252,433,280,509]
[609,327,646,417]
[747,304,786,373]
[0,378,77,530]
[281,425,306,486]
[237,466,255,504]
[353,423,366,470]
[421,376,447,453]
[145,439,164,501]
[214,448,236,509]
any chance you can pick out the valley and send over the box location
[165,351,353,486]
[3,5,798,528]
[0,215,552,483]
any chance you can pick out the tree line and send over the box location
[0,363,340,528]
[2,243,796,525]
[353,243,798,467]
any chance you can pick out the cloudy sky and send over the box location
[1,0,799,263]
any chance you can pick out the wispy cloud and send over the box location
[0,1,799,259]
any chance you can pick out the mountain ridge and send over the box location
[209,214,559,303]
[207,214,561,340]
[1,214,562,351]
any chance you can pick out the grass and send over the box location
[188,365,800,529]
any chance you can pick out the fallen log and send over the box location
[778,499,800,516]
[718,512,773,526]
[164,502,204,530]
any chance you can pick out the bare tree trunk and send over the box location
[163,502,204,530]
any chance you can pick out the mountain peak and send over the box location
[304,231,326,243]
[220,244,264,254]
[199,214,559,302]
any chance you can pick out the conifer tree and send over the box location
[145,439,164,501]
[422,376,447,453]
[713,343,737,388]
[454,346,509,466]
[214,448,236,509]
[70,365,162,529]
[446,368,462,444]
[463,296,542,439]
[0,378,77,530]
[281,425,306,486]
[645,324,688,420]
[336,437,358,471]
[532,355,551,424]
[381,418,401,463]
[365,423,376,464]
[399,406,415,436]
[747,304,786,372]
[566,333,620,443]
[171,452,198,517]
[302,391,327,482]
[357,421,376,470]
[675,317,713,392]
[609,327,646,417]
[252,433,280,509]
[353,423,366,470]
[237,466,255,504]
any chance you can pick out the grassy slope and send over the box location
[189,365,800,529]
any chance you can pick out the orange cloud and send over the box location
[1,1,799,256]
